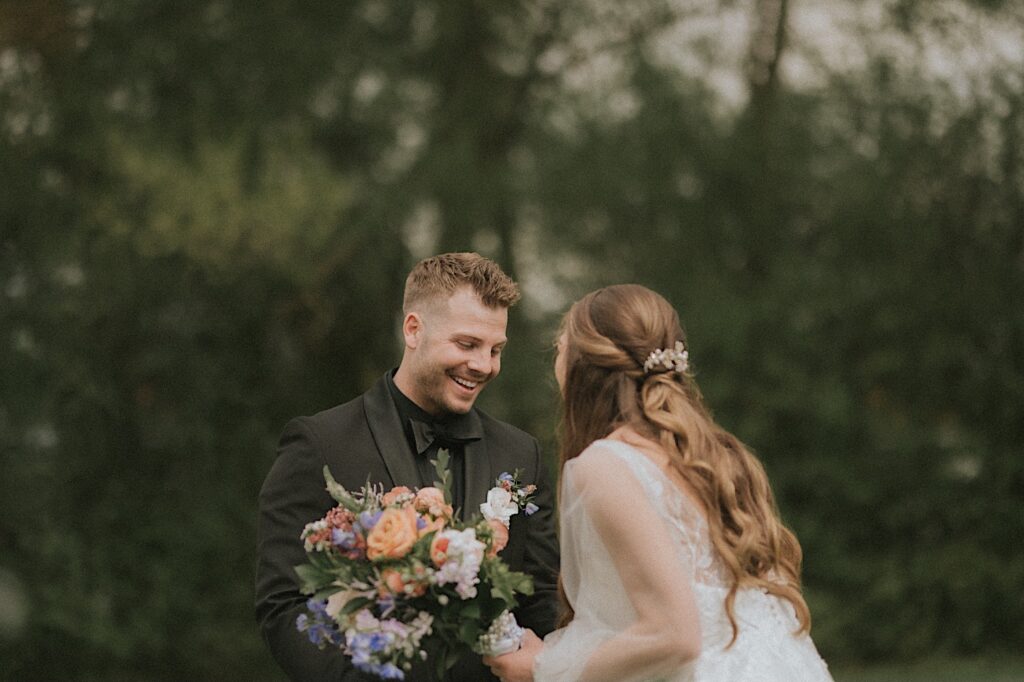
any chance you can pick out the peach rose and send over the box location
[366,506,419,560]
[487,518,509,557]
[382,485,413,506]
[379,568,426,598]
[418,515,447,538]
[379,568,406,595]
[429,534,450,567]
[414,487,453,519]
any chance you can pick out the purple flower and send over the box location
[524,502,539,516]
[498,472,514,483]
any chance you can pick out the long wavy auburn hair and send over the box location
[555,284,810,644]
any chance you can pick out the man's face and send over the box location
[402,287,508,416]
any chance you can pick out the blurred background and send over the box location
[2,0,1022,680]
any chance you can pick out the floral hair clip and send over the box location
[643,340,689,375]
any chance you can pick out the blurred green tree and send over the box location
[1,0,1021,679]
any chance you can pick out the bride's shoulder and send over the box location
[567,439,655,487]
[575,438,636,466]
[561,442,649,506]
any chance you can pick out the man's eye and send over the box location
[491,348,503,357]
[457,341,474,349]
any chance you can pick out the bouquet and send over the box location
[294,451,538,680]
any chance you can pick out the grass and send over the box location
[833,656,1024,682]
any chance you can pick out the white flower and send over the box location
[431,528,485,599]
[480,487,519,527]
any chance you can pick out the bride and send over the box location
[485,285,832,682]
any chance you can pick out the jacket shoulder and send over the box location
[286,392,368,443]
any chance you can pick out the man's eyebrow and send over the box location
[452,333,508,346]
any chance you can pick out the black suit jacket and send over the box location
[255,374,560,681]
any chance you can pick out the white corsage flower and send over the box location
[480,487,519,527]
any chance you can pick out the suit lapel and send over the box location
[362,375,421,489]
[463,410,492,520]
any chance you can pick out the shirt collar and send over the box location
[385,368,483,449]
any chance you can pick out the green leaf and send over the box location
[340,596,374,616]
[323,466,363,512]
[461,601,481,620]
[431,449,453,505]
[311,586,342,602]
[459,619,481,644]
[294,563,333,594]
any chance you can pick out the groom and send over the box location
[255,252,560,681]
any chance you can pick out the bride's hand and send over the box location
[483,628,542,682]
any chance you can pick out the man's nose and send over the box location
[466,349,491,375]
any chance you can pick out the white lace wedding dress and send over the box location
[534,439,833,682]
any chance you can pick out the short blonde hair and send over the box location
[403,252,520,313]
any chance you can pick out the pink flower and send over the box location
[414,487,453,519]
[419,515,447,538]
[486,519,509,557]
[382,486,413,506]
[379,568,427,598]
[430,534,450,567]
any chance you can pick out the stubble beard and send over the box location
[413,364,473,417]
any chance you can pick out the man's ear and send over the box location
[402,312,423,349]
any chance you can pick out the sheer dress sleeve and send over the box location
[534,443,701,682]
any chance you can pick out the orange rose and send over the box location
[382,486,413,506]
[414,487,453,519]
[366,507,418,560]
[430,533,450,567]
[486,518,509,557]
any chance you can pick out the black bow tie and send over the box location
[409,419,480,455]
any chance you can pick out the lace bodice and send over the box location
[533,439,833,682]
[608,441,732,589]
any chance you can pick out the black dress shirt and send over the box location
[385,369,482,517]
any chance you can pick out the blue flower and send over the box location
[347,633,376,663]
[298,598,343,648]
[331,529,356,549]
[524,502,539,516]
[357,510,383,532]
[376,662,405,679]
[306,598,329,618]
[498,472,514,483]
[369,632,390,652]
[307,623,327,645]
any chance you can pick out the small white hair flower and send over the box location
[643,340,689,375]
